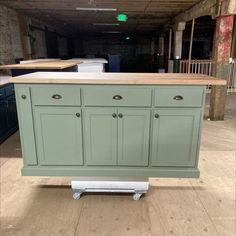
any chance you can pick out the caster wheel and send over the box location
[73,192,81,200]
[133,193,142,201]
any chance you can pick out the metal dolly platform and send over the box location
[71,177,149,201]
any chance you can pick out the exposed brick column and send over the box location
[209,15,234,120]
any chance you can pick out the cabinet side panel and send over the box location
[15,86,37,165]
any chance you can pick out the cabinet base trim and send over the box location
[21,167,200,178]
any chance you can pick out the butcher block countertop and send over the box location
[0,61,80,70]
[10,72,227,85]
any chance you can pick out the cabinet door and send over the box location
[7,95,18,129]
[118,109,150,166]
[34,107,83,165]
[84,108,117,165]
[0,100,8,136]
[151,109,201,167]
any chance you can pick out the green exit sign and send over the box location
[117,13,127,22]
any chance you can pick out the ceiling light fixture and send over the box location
[93,23,120,26]
[76,7,117,11]
[102,31,122,34]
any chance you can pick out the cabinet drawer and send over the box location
[5,84,14,97]
[32,87,81,106]
[0,87,5,100]
[154,87,204,107]
[84,87,152,107]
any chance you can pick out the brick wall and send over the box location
[0,5,69,66]
[0,5,23,65]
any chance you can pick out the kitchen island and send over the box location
[10,72,226,178]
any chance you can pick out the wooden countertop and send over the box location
[0,61,80,70]
[9,72,227,85]
[0,76,12,87]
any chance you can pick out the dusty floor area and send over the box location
[0,93,235,236]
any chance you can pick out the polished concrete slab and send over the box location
[0,93,235,236]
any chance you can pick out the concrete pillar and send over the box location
[173,22,186,59]
[158,36,164,56]
[209,15,234,120]
[174,31,183,59]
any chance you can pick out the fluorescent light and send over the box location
[93,23,120,26]
[102,31,122,34]
[76,7,117,11]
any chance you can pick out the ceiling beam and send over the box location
[173,0,218,23]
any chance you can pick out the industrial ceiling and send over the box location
[0,0,200,34]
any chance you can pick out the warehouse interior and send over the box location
[0,0,236,235]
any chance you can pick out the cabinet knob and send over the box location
[76,113,80,117]
[113,95,123,100]
[154,114,159,118]
[21,94,26,99]
[112,113,117,118]
[173,95,183,100]
[52,94,62,99]
[118,113,123,118]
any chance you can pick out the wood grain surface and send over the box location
[0,61,80,70]
[9,72,227,85]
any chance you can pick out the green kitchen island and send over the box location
[10,72,226,179]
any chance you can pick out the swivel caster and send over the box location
[133,193,142,201]
[73,192,82,200]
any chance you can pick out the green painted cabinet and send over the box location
[151,109,201,167]
[117,109,150,166]
[14,84,205,178]
[84,109,150,166]
[34,107,83,165]
[84,108,117,166]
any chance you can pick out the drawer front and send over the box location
[32,87,81,106]
[0,87,5,100]
[5,84,14,97]
[84,87,152,107]
[154,88,204,107]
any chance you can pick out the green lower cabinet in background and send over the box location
[151,109,201,167]
[117,109,150,166]
[34,107,83,166]
[84,108,117,165]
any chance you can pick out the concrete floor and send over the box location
[0,93,235,236]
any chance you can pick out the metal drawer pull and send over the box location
[155,114,159,118]
[113,95,123,100]
[112,113,117,118]
[173,95,183,100]
[118,113,123,118]
[21,94,26,99]
[76,113,80,117]
[52,94,62,99]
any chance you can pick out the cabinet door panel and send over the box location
[7,95,18,129]
[151,109,201,167]
[118,109,150,166]
[84,108,117,165]
[34,107,83,165]
[0,100,8,136]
